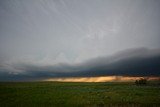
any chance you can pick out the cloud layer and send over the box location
[0,48,160,81]
[0,0,160,81]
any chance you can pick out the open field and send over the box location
[0,82,160,107]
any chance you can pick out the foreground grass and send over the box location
[0,82,160,107]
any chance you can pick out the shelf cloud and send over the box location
[0,0,160,81]
[0,48,160,81]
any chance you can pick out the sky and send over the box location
[0,0,160,81]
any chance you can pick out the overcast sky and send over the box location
[0,0,160,81]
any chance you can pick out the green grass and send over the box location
[0,82,160,107]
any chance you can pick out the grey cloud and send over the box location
[0,0,160,62]
[0,0,160,81]
[0,48,160,81]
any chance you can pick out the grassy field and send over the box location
[0,82,160,107]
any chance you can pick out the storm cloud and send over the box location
[0,0,160,81]
[0,48,160,81]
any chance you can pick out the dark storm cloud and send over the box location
[0,48,160,81]
[0,0,160,81]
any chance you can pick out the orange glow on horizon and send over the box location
[44,76,159,82]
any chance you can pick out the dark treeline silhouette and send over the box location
[135,78,148,85]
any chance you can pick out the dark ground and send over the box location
[0,82,160,107]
